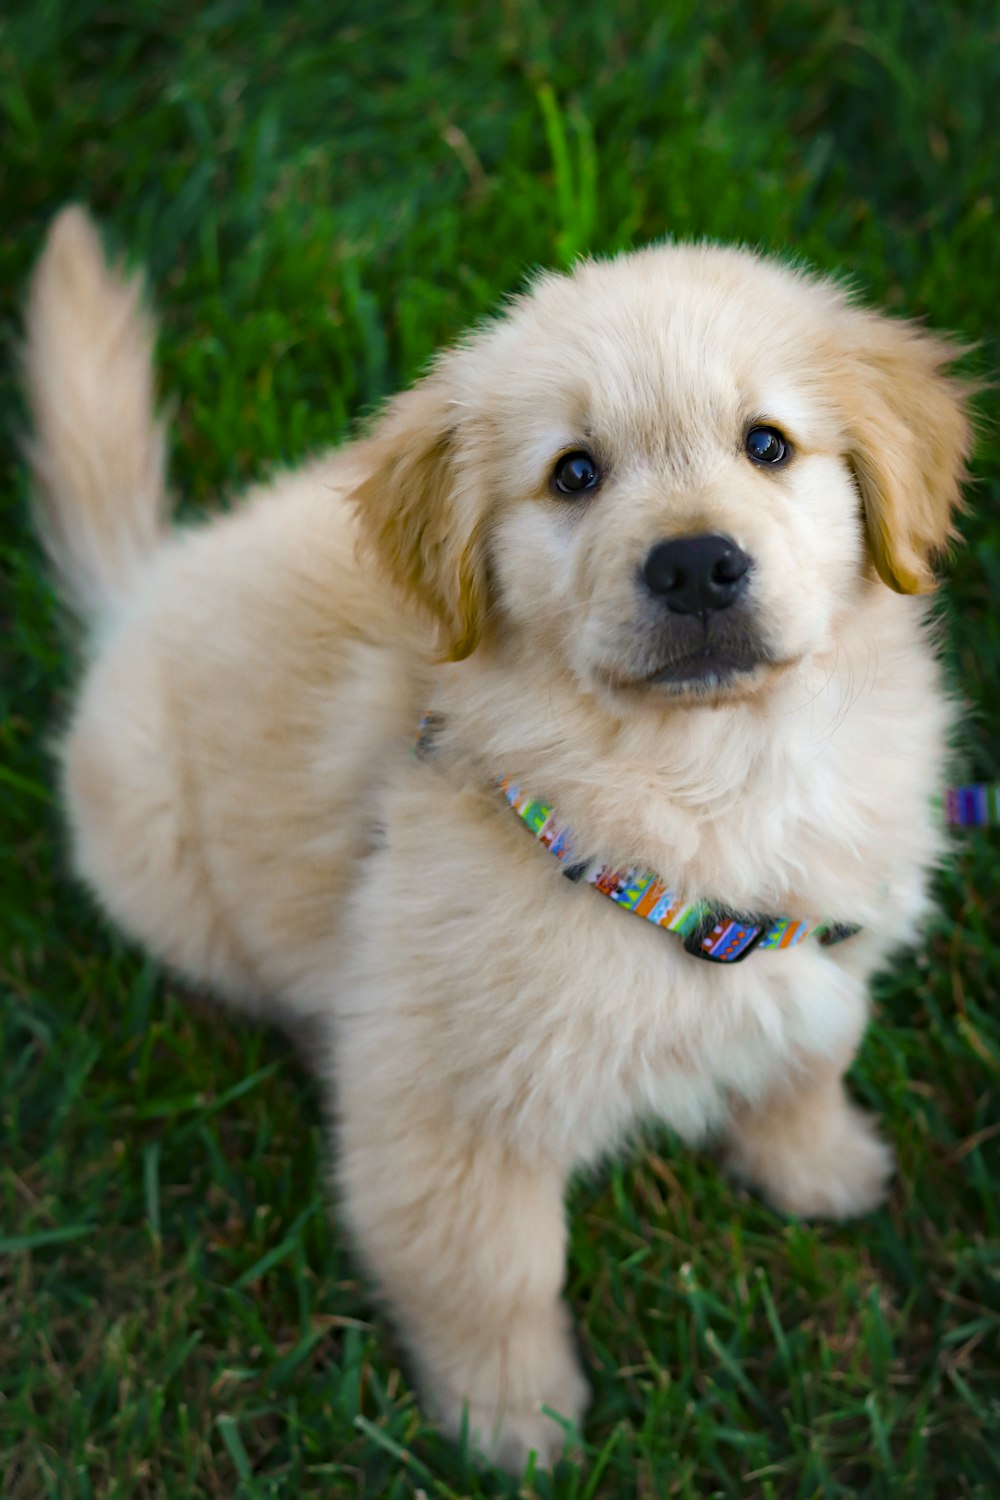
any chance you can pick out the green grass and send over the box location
[2,2,999,1495]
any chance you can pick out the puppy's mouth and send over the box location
[596,611,788,700]
[596,649,776,701]
[644,646,769,692]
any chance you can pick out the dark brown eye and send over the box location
[552,450,600,495]
[745,425,790,466]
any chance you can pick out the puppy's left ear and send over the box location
[351,372,490,661]
[839,313,977,593]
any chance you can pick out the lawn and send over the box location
[1,2,998,1496]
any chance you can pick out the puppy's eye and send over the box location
[745,425,790,466]
[552,450,601,495]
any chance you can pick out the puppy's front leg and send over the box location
[725,1052,895,1221]
[337,1093,588,1472]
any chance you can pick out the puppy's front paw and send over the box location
[431,1325,589,1474]
[727,1098,895,1221]
[460,1371,589,1474]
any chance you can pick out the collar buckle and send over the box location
[684,911,766,963]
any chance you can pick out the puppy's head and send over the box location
[352,246,974,703]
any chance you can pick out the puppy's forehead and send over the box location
[476,245,840,450]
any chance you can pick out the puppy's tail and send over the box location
[22,206,171,623]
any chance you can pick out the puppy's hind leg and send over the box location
[337,1077,589,1473]
[62,640,268,1008]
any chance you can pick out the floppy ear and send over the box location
[839,313,976,594]
[351,375,490,661]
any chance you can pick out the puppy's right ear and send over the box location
[351,375,489,661]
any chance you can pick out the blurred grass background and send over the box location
[1,2,998,1496]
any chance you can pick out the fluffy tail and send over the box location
[22,206,170,622]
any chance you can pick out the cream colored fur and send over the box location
[24,207,974,1472]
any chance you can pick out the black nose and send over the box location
[642,534,751,615]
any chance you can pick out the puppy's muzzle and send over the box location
[642,534,751,616]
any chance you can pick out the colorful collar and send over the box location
[498,778,858,963]
[415,714,997,965]
[498,780,999,963]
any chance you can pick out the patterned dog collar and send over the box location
[499,781,999,963]
[414,715,997,965]
[498,779,858,963]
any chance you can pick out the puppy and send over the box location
[24,207,973,1471]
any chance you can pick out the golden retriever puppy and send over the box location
[24,207,973,1471]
